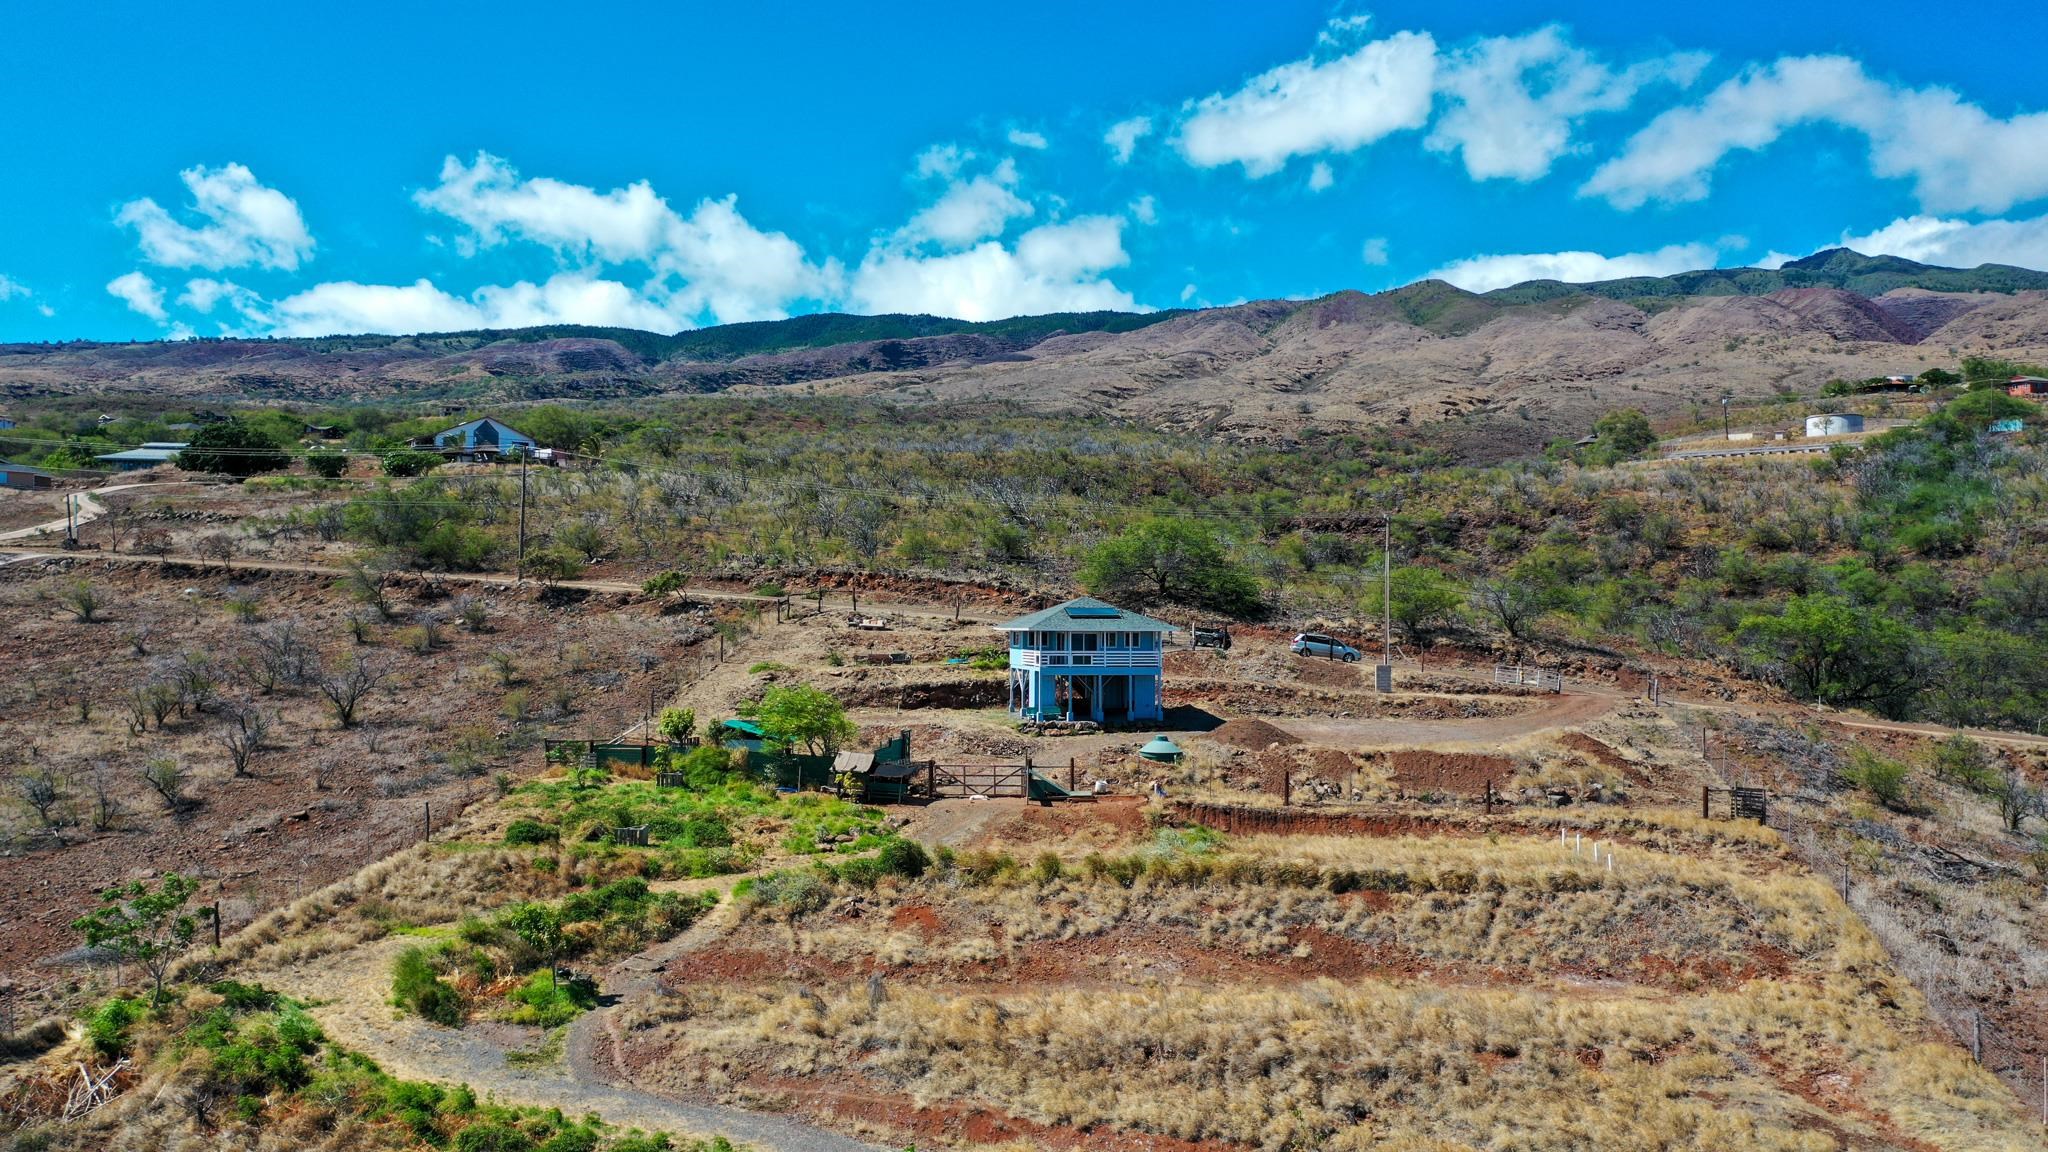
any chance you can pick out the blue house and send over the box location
[426,417,536,461]
[998,597,1175,723]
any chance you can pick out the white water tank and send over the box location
[1805,413,1864,437]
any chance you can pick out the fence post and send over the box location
[1972,1012,1982,1062]
[1282,771,1291,807]
[423,802,431,843]
[1701,785,1710,820]
[1069,757,1076,792]
[212,902,221,948]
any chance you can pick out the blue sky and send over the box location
[7,0,2048,340]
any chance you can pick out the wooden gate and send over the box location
[1702,786,1768,822]
[929,762,1029,799]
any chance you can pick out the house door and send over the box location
[1102,676,1130,720]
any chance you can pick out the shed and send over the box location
[2009,377,2048,398]
[1139,735,1184,764]
[0,459,54,490]
[717,718,767,753]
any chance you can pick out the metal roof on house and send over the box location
[995,596,1179,633]
[95,445,186,463]
[0,459,52,477]
[720,718,766,737]
[433,417,533,444]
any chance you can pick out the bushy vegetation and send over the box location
[23,981,724,1151]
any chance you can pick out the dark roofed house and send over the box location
[0,459,54,490]
[2008,376,2048,398]
[424,417,536,462]
[998,596,1176,723]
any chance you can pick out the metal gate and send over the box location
[1702,785,1768,822]
[1493,665,1564,692]
[929,762,1028,799]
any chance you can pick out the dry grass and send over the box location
[629,975,2032,1151]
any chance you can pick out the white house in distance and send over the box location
[998,596,1174,723]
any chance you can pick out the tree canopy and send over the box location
[746,684,855,757]
[176,418,289,477]
[72,872,214,1005]
[1079,517,1263,617]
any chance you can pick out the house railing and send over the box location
[1010,649,1162,670]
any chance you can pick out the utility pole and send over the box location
[1382,519,1392,664]
[515,451,530,583]
[1721,395,1732,439]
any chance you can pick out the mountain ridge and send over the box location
[7,249,2048,459]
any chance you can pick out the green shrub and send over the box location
[392,946,464,1026]
[85,996,145,1057]
[641,570,687,595]
[504,819,560,846]
[454,1122,535,1152]
[878,838,931,879]
[504,970,598,1028]
[1848,747,1911,811]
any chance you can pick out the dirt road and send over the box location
[0,483,144,542]
[262,932,883,1152]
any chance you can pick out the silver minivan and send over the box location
[1291,632,1362,661]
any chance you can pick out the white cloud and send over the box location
[250,272,692,338]
[1426,242,1717,292]
[37,304,54,318]
[0,274,27,301]
[1129,195,1157,225]
[1307,162,1335,191]
[1426,27,1707,181]
[416,152,670,261]
[899,159,1033,248]
[1585,55,2048,213]
[1180,283,1197,303]
[915,144,970,179]
[655,195,842,324]
[1361,237,1390,266]
[849,216,1137,321]
[1104,115,1153,164]
[115,163,315,271]
[1832,213,2048,271]
[1753,250,1801,270]
[414,152,836,324]
[106,271,169,321]
[1176,22,1438,177]
[178,277,258,314]
[1007,128,1049,150]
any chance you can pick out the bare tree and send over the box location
[1995,771,2046,834]
[240,619,313,694]
[1471,577,1545,642]
[195,532,237,571]
[169,651,219,717]
[214,704,271,778]
[130,677,181,732]
[318,654,389,728]
[86,761,123,831]
[120,615,158,656]
[140,756,188,811]
[451,594,489,633]
[11,767,66,828]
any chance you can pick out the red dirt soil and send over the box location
[1208,717,1300,751]
[1384,750,1515,795]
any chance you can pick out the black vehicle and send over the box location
[1192,624,1232,651]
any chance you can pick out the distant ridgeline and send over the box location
[1481,248,2048,306]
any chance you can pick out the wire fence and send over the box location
[1701,717,2048,1125]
